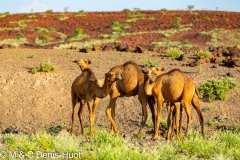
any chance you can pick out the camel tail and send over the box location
[195,86,200,97]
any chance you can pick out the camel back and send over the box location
[109,61,143,76]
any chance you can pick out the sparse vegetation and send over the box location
[3,129,238,159]
[126,12,144,22]
[31,59,58,74]
[148,16,155,20]
[37,34,52,44]
[16,32,24,39]
[24,13,35,18]
[74,10,87,16]
[75,28,83,36]
[144,59,160,67]
[171,17,182,28]
[45,10,53,13]
[202,105,216,112]
[198,76,238,102]
[165,47,183,58]
[110,21,130,34]
[0,12,10,18]
[196,49,212,58]
[202,16,211,21]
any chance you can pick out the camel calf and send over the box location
[71,58,120,136]
[143,68,204,140]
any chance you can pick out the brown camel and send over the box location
[71,58,120,136]
[105,61,156,139]
[143,68,204,140]
[142,67,181,140]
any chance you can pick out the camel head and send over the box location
[73,58,91,71]
[142,67,164,77]
[105,71,122,84]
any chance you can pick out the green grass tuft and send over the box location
[166,47,183,58]
[31,59,58,74]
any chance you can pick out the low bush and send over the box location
[202,16,211,21]
[196,49,212,58]
[166,47,183,58]
[32,59,58,74]
[144,59,160,67]
[198,76,238,102]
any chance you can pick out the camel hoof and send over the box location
[82,131,86,137]
[109,130,114,134]
[89,132,93,137]
[151,135,159,141]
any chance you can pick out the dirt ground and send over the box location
[0,49,239,139]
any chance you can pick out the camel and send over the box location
[142,67,182,140]
[143,68,204,140]
[105,61,157,139]
[71,58,121,136]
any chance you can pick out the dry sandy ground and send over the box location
[0,49,239,139]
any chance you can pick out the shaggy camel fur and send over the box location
[71,58,120,136]
[105,61,156,139]
[143,68,204,140]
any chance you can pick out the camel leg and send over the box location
[70,92,78,135]
[87,98,100,137]
[106,98,119,133]
[152,97,163,140]
[148,96,156,133]
[110,99,117,134]
[86,100,94,137]
[178,105,183,136]
[167,103,174,140]
[78,100,86,136]
[192,93,204,137]
[136,92,148,139]
[174,103,180,141]
[181,102,193,137]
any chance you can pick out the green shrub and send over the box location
[74,10,87,16]
[38,34,52,43]
[166,47,183,58]
[17,32,24,39]
[34,27,48,32]
[196,49,212,58]
[171,23,180,28]
[18,21,26,28]
[24,13,35,18]
[46,10,53,13]
[148,16,155,20]
[144,59,160,67]
[110,21,130,34]
[48,27,56,32]
[198,76,238,102]
[123,8,131,12]
[202,16,211,21]
[75,28,83,35]
[32,59,58,74]
[2,134,19,149]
